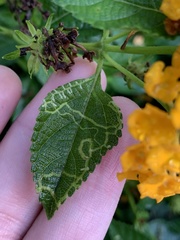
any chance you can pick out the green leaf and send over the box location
[2,50,20,60]
[44,14,54,30]
[27,54,40,78]
[30,75,122,219]
[14,30,33,44]
[52,0,166,35]
[0,0,6,5]
[109,220,152,240]
[26,20,37,37]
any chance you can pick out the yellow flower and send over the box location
[172,46,180,68]
[118,101,180,202]
[128,104,177,146]
[171,95,180,129]
[117,143,152,182]
[144,61,180,103]
[138,174,180,203]
[146,144,180,177]
[118,142,180,202]
[160,0,180,21]
[120,143,148,171]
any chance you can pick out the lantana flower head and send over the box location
[144,47,180,103]
[118,46,180,203]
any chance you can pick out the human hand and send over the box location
[0,58,138,239]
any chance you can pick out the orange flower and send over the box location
[171,95,180,129]
[118,102,180,202]
[120,143,148,172]
[144,61,180,103]
[146,144,180,176]
[160,0,180,21]
[118,143,180,202]
[128,104,177,146]
[138,174,180,203]
[172,46,180,68]
[117,143,152,182]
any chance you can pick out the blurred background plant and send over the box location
[0,0,180,239]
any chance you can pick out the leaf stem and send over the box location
[95,57,104,81]
[103,52,144,88]
[94,29,109,80]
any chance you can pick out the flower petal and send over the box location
[128,104,177,145]
[160,0,180,21]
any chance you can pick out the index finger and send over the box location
[0,65,22,134]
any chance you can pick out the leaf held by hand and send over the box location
[30,75,123,219]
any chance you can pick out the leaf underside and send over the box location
[52,0,166,35]
[30,75,123,219]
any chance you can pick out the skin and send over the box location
[0,58,138,239]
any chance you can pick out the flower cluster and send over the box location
[160,0,180,21]
[160,0,180,35]
[144,47,180,103]
[117,46,180,203]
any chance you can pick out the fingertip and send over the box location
[113,96,139,125]
[0,65,22,133]
[46,57,107,90]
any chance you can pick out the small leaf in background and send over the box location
[52,0,166,35]
[44,13,54,30]
[30,75,123,219]
[27,54,41,78]
[2,49,20,60]
[26,20,37,37]
[108,220,152,240]
[0,0,5,5]
[14,30,34,44]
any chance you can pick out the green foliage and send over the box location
[2,49,20,60]
[108,220,152,240]
[52,0,166,35]
[30,72,122,218]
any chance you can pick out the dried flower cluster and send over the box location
[5,15,95,76]
[7,0,49,32]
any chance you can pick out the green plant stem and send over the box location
[104,30,130,44]
[93,29,109,79]
[102,29,110,40]
[80,42,177,55]
[103,52,144,88]
[105,45,177,55]
[103,52,169,111]
[95,57,104,80]
[124,186,137,215]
